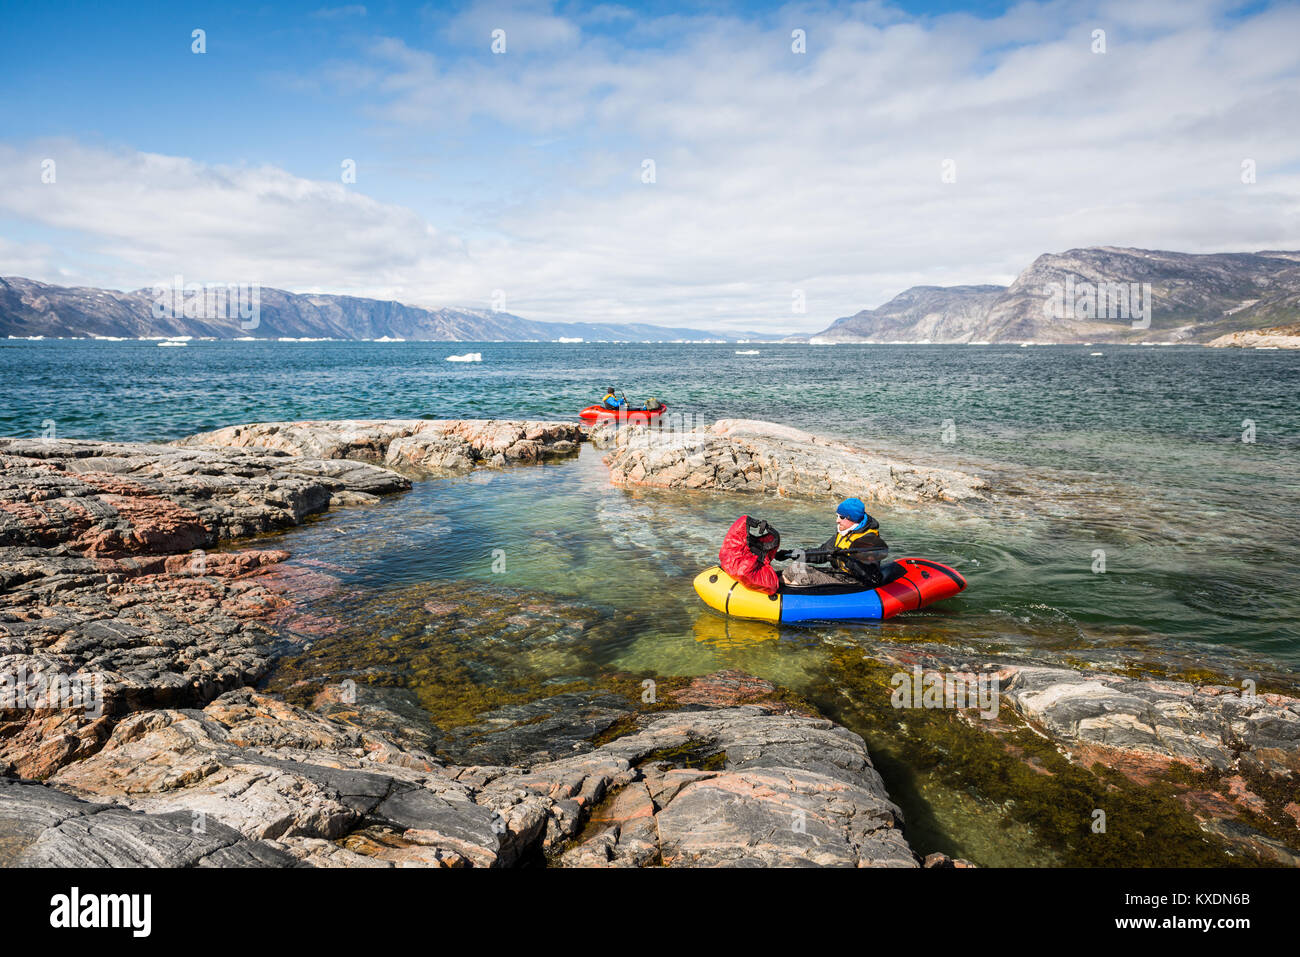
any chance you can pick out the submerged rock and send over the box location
[260,578,626,734]
[855,646,1300,865]
[437,690,634,767]
[604,418,989,504]
[997,664,1300,778]
[871,649,1300,781]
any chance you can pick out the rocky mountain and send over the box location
[807,247,1300,344]
[10,247,1299,344]
[0,277,776,342]
[807,285,1007,344]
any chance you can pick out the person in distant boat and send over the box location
[601,387,628,410]
[777,497,887,588]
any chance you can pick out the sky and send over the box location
[0,0,1297,333]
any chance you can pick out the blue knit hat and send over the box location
[836,497,867,523]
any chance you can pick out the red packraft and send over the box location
[719,515,781,595]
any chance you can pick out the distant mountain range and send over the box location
[6,246,1299,345]
[800,247,1300,344]
[0,277,780,342]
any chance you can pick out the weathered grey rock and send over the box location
[313,684,444,761]
[0,775,97,864]
[0,437,409,550]
[654,766,913,867]
[572,705,914,868]
[0,777,297,867]
[1000,665,1300,776]
[3,673,921,868]
[604,418,989,504]
[1198,818,1300,867]
[869,649,1300,780]
[178,419,585,475]
[0,437,411,776]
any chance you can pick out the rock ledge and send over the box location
[604,418,989,504]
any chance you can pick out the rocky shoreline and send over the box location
[7,672,924,868]
[0,423,928,866]
[1207,323,1300,350]
[179,419,586,474]
[2,420,1297,867]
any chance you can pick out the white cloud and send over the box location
[1,0,1298,332]
[441,0,582,52]
[0,236,56,278]
[0,141,472,299]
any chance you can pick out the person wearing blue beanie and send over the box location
[777,496,888,588]
[836,497,869,531]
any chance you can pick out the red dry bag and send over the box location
[719,515,781,595]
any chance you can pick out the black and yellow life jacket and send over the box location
[825,521,887,581]
[834,526,882,551]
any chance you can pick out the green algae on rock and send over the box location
[808,648,1298,867]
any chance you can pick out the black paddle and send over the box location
[777,545,888,564]
[619,389,649,412]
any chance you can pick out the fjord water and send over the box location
[4,339,1298,864]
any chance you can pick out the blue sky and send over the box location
[1,0,1297,331]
